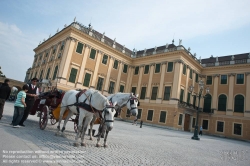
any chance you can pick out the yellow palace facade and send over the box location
[26,21,250,141]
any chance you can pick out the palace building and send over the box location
[26,21,250,141]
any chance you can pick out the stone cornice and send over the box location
[98,73,106,77]
[85,68,94,72]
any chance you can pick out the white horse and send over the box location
[56,89,117,147]
[89,93,140,141]
[96,105,116,147]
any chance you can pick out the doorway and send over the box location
[184,114,190,131]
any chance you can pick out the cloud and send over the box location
[0,22,43,81]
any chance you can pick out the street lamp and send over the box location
[189,80,210,140]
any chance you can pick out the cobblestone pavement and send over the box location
[0,102,250,166]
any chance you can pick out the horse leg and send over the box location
[104,130,109,148]
[81,115,92,146]
[56,106,66,136]
[74,111,84,147]
[96,124,104,147]
[60,111,73,138]
[89,114,96,140]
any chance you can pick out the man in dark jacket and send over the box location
[0,79,11,120]
[19,77,39,126]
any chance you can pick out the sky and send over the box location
[0,0,250,82]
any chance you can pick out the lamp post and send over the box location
[189,80,210,140]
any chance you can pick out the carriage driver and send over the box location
[19,77,39,127]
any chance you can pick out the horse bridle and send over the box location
[102,104,116,123]
[109,96,139,112]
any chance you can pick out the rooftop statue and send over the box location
[179,39,182,45]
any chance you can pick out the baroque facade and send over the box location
[27,21,250,141]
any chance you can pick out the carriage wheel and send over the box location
[50,117,58,125]
[39,106,48,130]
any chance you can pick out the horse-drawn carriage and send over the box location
[29,89,79,132]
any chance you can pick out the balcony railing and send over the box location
[235,59,247,64]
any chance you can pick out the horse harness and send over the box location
[109,96,140,113]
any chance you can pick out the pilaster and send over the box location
[227,73,235,116]
[157,62,167,103]
[136,65,144,95]
[245,72,250,117]
[212,74,220,113]
[125,66,133,93]
[76,45,90,88]
[90,50,102,88]
[170,60,183,104]
[184,66,190,102]
[114,61,123,93]
[103,56,114,95]
[58,37,77,84]
[145,63,155,102]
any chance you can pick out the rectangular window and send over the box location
[159,111,167,123]
[221,75,227,84]
[217,121,224,132]
[155,63,161,73]
[151,87,158,100]
[187,92,191,104]
[195,73,199,83]
[206,76,212,85]
[192,118,196,128]
[137,109,142,119]
[144,65,149,74]
[83,73,91,87]
[131,87,136,95]
[189,69,193,79]
[108,81,115,94]
[113,60,118,69]
[96,77,104,91]
[119,85,124,92]
[167,62,173,72]
[236,74,244,84]
[163,86,171,100]
[147,110,153,121]
[89,49,96,59]
[140,87,146,99]
[76,42,84,54]
[180,89,184,102]
[233,123,242,135]
[102,54,108,64]
[178,114,183,125]
[134,66,139,75]
[123,64,128,73]
[183,64,186,75]
[202,120,209,130]
[69,68,78,83]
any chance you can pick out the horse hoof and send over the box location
[89,137,93,141]
[81,143,86,147]
[73,143,79,147]
[96,144,101,147]
[104,144,108,148]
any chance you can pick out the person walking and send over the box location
[199,126,203,136]
[0,79,11,120]
[19,78,39,126]
[11,85,29,128]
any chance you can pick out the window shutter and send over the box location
[83,73,91,87]
[147,110,153,121]
[159,111,166,123]
[53,66,58,80]
[123,64,128,73]
[134,66,139,74]
[76,42,84,54]
[167,62,173,72]
[69,68,78,83]
[155,63,161,73]
[119,85,124,92]
[144,65,149,74]
[140,87,146,99]
[90,49,96,59]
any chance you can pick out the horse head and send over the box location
[126,93,139,116]
[103,101,117,131]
